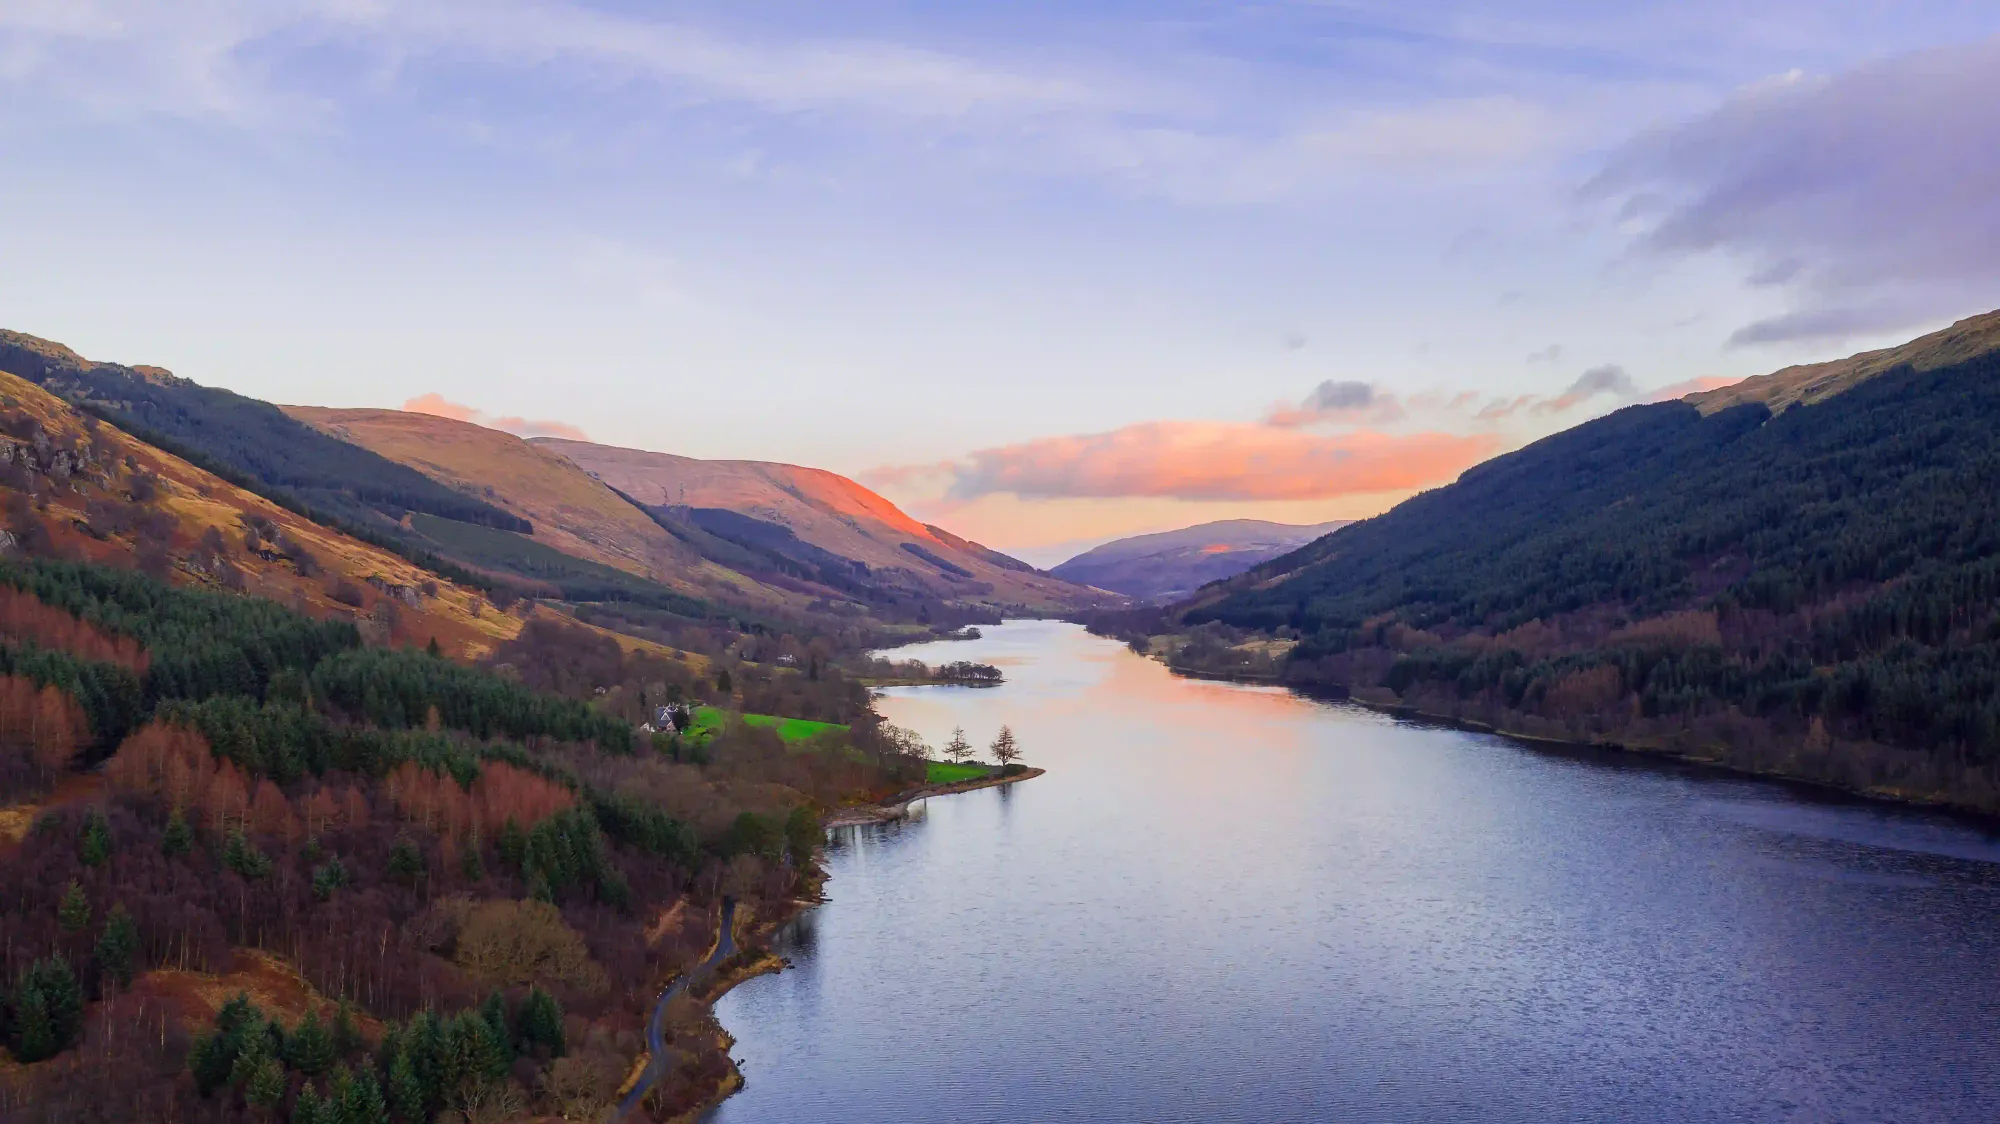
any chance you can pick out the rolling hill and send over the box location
[1051,519,1350,603]
[0,369,528,659]
[282,407,808,616]
[535,438,1116,614]
[1142,309,2000,813]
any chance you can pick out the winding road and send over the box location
[613,898,739,1120]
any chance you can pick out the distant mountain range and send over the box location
[1051,519,1350,603]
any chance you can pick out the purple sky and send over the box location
[3,2,1997,559]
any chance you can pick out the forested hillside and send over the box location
[0,342,932,1121]
[1152,312,2000,812]
[0,548,924,1121]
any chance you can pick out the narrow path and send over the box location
[613,898,739,1120]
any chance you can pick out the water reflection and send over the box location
[710,621,2000,1124]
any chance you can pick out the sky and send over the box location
[3,2,1999,564]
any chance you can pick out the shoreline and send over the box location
[1155,656,2000,825]
[659,768,1043,1121]
[825,766,1046,827]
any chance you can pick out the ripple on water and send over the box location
[708,621,2000,1124]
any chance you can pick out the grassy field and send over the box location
[690,705,849,743]
[924,761,993,784]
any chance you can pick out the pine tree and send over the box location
[332,1000,364,1058]
[79,809,112,866]
[57,880,91,934]
[479,992,514,1062]
[292,1082,327,1124]
[287,1009,335,1076]
[188,1030,236,1095]
[246,1055,287,1111]
[162,807,194,857]
[515,987,565,1058]
[388,1050,425,1123]
[39,957,82,1050]
[225,831,273,879]
[229,1017,273,1088]
[461,837,485,882]
[340,1065,390,1124]
[96,904,139,990]
[8,978,56,1063]
[943,726,972,764]
[497,817,526,871]
[988,725,1021,767]
[386,839,424,884]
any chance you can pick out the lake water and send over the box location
[707,620,2000,1123]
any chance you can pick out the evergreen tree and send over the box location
[339,1064,390,1124]
[95,903,139,990]
[57,880,91,934]
[785,805,821,864]
[461,837,485,882]
[188,1031,236,1095]
[479,992,513,1062]
[78,809,111,866]
[229,1016,274,1088]
[162,807,194,857]
[287,1009,336,1076]
[386,839,424,884]
[387,1049,426,1124]
[246,1055,287,1111]
[8,977,57,1063]
[515,987,565,1058]
[292,1082,328,1124]
[224,830,273,879]
[312,858,349,901]
[331,1000,364,1058]
[497,817,526,871]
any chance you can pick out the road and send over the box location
[613,897,739,1120]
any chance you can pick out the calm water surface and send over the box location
[708,621,2000,1123]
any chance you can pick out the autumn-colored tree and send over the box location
[0,585,149,672]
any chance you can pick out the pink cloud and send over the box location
[404,393,479,423]
[403,394,588,441]
[1646,375,1743,402]
[940,421,1499,502]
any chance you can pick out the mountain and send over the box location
[0,331,527,540]
[282,407,812,616]
[1135,309,2000,813]
[1051,519,1350,603]
[0,368,531,659]
[534,438,1115,614]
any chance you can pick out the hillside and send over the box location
[536,438,1116,614]
[1688,308,2000,415]
[0,371,526,659]
[1142,312,2000,812]
[1052,519,1349,603]
[0,331,527,551]
[283,408,806,617]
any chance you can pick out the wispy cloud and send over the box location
[1589,36,2000,346]
[404,392,587,441]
